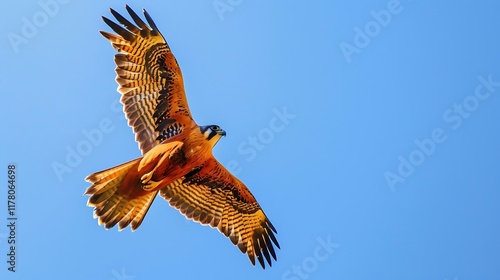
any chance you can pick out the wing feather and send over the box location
[159,157,279,268]
[101,5,194,154]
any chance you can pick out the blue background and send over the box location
[1,1,500,279]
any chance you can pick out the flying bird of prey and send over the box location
[84,5,279,268]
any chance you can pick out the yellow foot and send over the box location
[142,180,161,191]
[141,171,154,185]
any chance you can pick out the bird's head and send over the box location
[200,125,226,145]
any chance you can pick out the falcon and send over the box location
[84,5,279,268]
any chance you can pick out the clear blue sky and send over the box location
[1,1,500,279]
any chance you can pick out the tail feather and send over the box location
[121,193,156,229]
[85,158,157,231]
[85,158,138,195]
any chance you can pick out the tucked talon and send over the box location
[142,180,161,191]
[141,171,154,184]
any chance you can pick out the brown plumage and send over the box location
[85,5,279,269]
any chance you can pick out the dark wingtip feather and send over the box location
[268,218,278,233]
[255,244,266,269]
[99,30,114,41]
[125,5,149,30]
[143,8,162,37]
[110,7,140,34]
[248,252,256,266]
[102,16,136,41]
[259,237,272,268]
[267,222,280,249]
[263,233,277,261]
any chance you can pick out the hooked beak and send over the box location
[219,129,226,137]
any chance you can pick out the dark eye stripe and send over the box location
[206,130,217,141]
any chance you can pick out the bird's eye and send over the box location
[211,125,219,131]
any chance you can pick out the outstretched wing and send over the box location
[159,157,280,269]
[101,5,194,154]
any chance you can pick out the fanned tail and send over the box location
[85,158,157,231]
